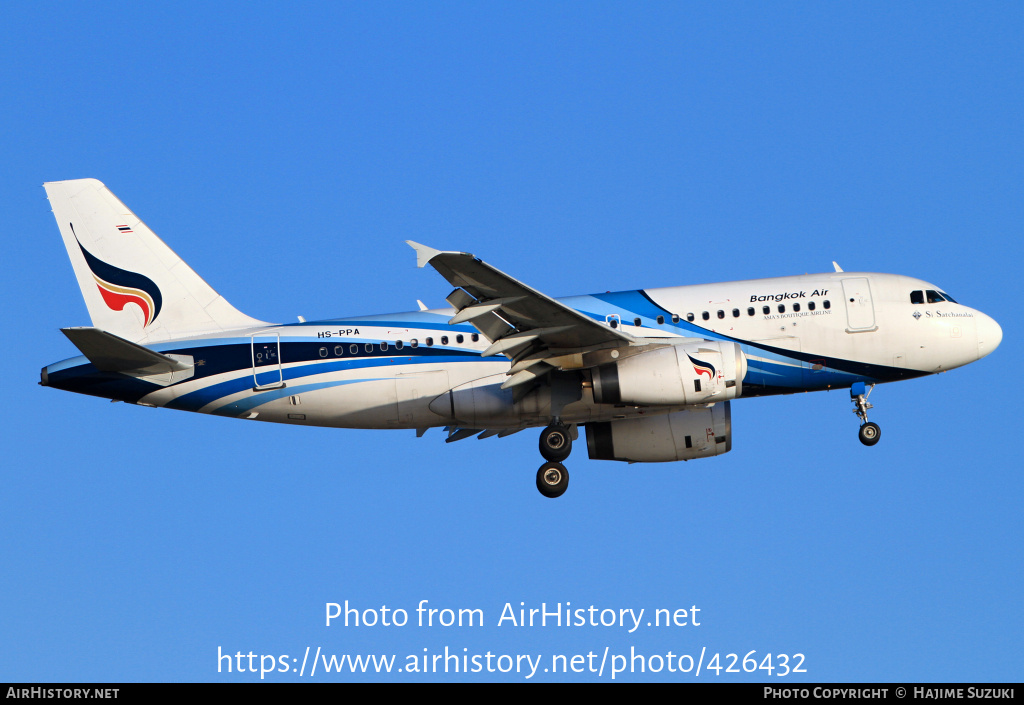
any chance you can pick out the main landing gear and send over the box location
[851,382,881,447]
[536,422,574,498]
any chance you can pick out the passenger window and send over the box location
[349,344,358,354]
[717,310,725,319]
[441,336,449,345]
[747,307,755,316]
[763,305,770,315]
[471,333,479,342]
[396,340,403,350]
[823,300,830,309]
[778,304,785,313]
[365,343,373,353]
[687,313,694,322]
[671,314,680,324]
[656,315,664,325]
[793,303,800,312]
[334,345,343,356]
[702,311,710,321]
[634,317,642,327]
[732,308,740,318]
[411,339,419,348]
[456,334,464,343]
[426,337,434,346]
[808,301,815,311]
[910,290,925,304]
[380,342,388,351]
[610,319,618,328]
[319,347,327,358]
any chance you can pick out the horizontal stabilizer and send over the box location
[61,327,190,373]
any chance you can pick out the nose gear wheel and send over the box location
[850,382,881,447]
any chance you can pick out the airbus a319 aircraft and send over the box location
[40,179,1002,497]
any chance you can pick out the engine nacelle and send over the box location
[585,402,732,463]
[591,341,746,406]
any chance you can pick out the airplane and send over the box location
[39,178,1002,498]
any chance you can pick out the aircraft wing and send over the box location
[407,241,634,388]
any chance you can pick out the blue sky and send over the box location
[1,2,1020,682]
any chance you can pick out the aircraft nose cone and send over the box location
[976,313,1002,360]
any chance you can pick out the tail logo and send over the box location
[687,353,716,381]
[73,226,162,327]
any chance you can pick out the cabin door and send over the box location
[841,278,877,332]
[252,334,285,389]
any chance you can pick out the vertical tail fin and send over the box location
[44,179,265,343]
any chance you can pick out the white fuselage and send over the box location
[43,271,1001,433]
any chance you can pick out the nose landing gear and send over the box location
[851,382,881,446]
[536,422,573,497]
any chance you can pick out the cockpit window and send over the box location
[913,289,957,304]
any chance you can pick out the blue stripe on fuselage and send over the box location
[165,353,480,412]
[210,378,386,416]
[46,287,923,411]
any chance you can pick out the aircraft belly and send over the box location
[136,384,181,407]
[396,369,451,428]
[319,378,400,428]
[432,371,592,429]
[301,361,506,429]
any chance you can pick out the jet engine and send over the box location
[591,341,746,406]
[585,402,732,462]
